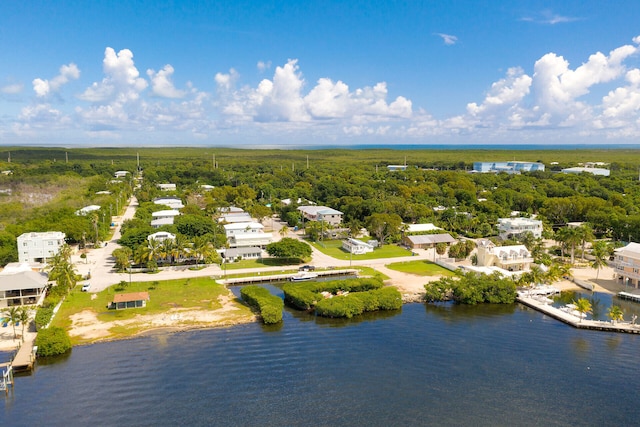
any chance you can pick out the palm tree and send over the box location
[607,305,624,324]
[18,307,30,341]
[3,307,20,339]
[573,298,593,323]
[134,239,162,269]
[591,240,610,281]
[192,236,215,266]
[48,246,78,290]
[171,235,188,264]
[279,225,289,238]
[576,224,594,262]
[556,227,581,265]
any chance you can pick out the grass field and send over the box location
[386,260,456,277]
[311,240,413,260]
[51,277,254,345]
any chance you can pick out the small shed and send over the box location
[112,292,150,310]
[403,233,456,250]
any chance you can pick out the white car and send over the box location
[81,283,91,292]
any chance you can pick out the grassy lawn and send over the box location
[386,260,455,277]
[51,277,254,345]
[224,258,303,270]
[311,240,413,260]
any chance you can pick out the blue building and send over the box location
[473,161,545,173]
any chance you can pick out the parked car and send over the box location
[299,265,316,271]
[81,283,91,292]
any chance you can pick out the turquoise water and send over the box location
[2,300,640,426]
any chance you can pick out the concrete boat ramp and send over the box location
[517,295,640,334]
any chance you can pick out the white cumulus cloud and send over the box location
[79,47,147,102]
[32,63,80,97]
[147,65,186,98]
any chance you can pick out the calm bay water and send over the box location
[3,296,640,426]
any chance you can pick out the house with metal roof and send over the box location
[298,206,343,226]
[0,265,48,308]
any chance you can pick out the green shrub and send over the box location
[35,326,72,357]
[352,292,379,311]
[35,306,54,330]
[240,285,284,324]
[372,287,403,310]
[282,283,319,310]
[315,295,364,318]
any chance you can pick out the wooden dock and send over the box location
[517,295,640,334]
[221,269,358,286]
[618,291,640,303]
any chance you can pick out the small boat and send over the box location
[290,272,318,282]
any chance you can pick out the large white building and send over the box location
[561,167,610,177]
[17,231,66,264]
[614,242,640,288]
[298,206,343,226]
[476,241,533,272]
[498,218,543,240]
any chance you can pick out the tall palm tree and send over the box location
[3,307,20,339]
[48,247,78,290]
[134,239,162,269]
[576,224,594,262]
[279,225,289,238]
[573,298,592,323]
[607,305,624,324]
[171,235,188,264]
[556,227,581,265]
[591,240,610,281]
[192,236,215,266]
[18,307,30,341]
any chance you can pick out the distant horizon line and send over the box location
[1,143,640,151]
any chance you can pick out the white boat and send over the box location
[290,272,318,282]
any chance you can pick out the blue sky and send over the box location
[1,0,640,147]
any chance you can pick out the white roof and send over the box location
[298,205,343,215]
[224,222,264,231]
[151,218,174,226]
[18,231,65,240]
[233,233,273,241]
[148,231,176,241]
[0,270,48,291]
[152,210,181,217]
[76,205,101,215]
[406,223,441,233]
[615,242,640,258]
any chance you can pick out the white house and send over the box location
[0,264,48,308]
[151,218,175,229]
[476,241,533,272]
[200,184,215,191]
[157,183,177,191]
[298,206,343,226]
[342,238,375,255]
[219,212,254,223]
[473,161,545,173]
[498,217,543,240]
[147,231,176,242]
[614,242,640,288]
[228,232,273,249]
[114,171,129,178]
[152,210,181,220]
[153,197,184,210]
[17,231,66,264]
[222,247,263,262]
[224,222,264,237]
[75,205,101,216]
[387,165,408,171]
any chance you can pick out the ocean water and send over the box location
[2,300,640,426]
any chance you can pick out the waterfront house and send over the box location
[0,263,48,308]
[111,292,150,310]
[614,242,640,288]
[497,217,543,240]
[17,231,66,264]
[342,238,375,255]
[403,233,456,250]
[298,206,343,226]
[476,240,533,272]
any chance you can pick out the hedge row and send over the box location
[282,277,385,310]
[34,326,72,357]
[240,285,284,324]
[315,287,402,318]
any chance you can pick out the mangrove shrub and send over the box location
[34,326,72,357]
[240,285,284,324]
